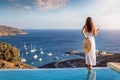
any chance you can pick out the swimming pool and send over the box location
[0,68,120,80]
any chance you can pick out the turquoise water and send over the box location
[0,68,120,80]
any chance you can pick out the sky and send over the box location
[0,0,120,29]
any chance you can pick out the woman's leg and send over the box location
[87,65,92,70]
[89,65,92,70]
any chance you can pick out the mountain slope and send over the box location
[0,25,27,36]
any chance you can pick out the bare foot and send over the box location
[87,65,92,71]
[89,65,92,70]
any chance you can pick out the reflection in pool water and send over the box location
[86,70,96,80]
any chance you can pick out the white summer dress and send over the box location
[85,32,96,66]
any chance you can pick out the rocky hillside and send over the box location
[0,25,27,36]
[0,59,34,69]
[40,51,120,68]
[0,42,34,69]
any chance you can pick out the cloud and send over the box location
[7,0,31,10]
[14,3,31,10]
[7,0,69,11]
[35,0,68,10]
[14,3,21,7]
[24,6,31,10]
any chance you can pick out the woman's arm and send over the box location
[93,26,100,37]
[82,26,88,38]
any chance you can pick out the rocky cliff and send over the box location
[0,42,34,69]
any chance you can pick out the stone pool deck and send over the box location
[107,62,120,72]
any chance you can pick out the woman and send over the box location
[82,17,100,70]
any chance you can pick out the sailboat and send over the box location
[21,53,26,63]
[30,44,35,53]
[24,43,28,50]
[33,45,36,52]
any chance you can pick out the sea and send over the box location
[0,29,120,67]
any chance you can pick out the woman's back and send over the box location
[86,32,94,37]
[85,24,100,37]
[84,25,95,37]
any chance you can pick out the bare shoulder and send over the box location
[93,25,96,31]
[82,25,85,30]
[83,25,87,30]
[83,25,86,28]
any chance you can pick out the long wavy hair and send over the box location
[85,17,94,33]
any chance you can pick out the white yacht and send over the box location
[66,54,69,57]
[38,58,42,62]
[33,54,38,59]
[40,51,44,54]
[40,48,44,54]
[47,53,52,56]
[25,52,29,54]
[21,53,26,63]
[31,62,34,64]
[21,58,26,63]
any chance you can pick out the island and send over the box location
[0,25,27,36]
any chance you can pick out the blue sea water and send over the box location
[0,68,120,80]
[0,30,120,67]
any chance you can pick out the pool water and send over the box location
[0,68,120,80]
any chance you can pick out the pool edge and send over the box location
[107,62,120,73]
[0,67,109,71]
